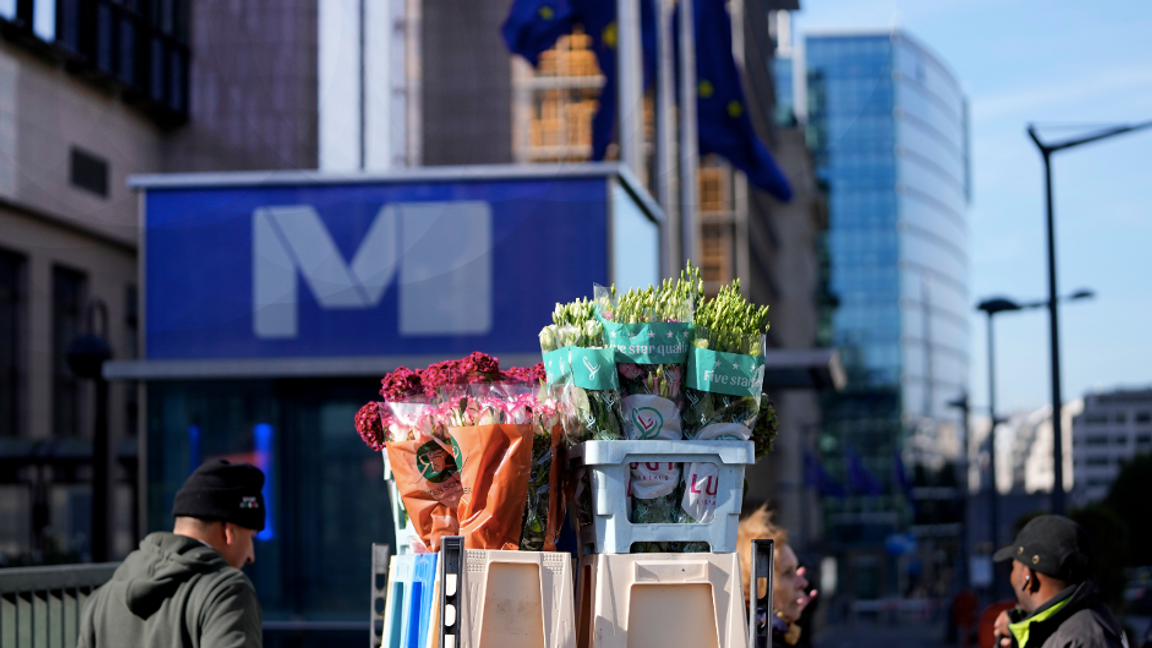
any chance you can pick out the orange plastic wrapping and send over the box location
[386,438,462,551]
[448,423,533,550]
[544,424,569,551]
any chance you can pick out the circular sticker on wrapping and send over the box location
[681,422,750,523]
[623,394,683,499]
[416,440,457,483]
[623,394,682,440]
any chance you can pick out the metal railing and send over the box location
[0,563,119,648]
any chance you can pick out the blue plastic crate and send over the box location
[568,439,754,555]
[380,553,438,648]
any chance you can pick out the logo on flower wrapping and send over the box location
[416,440,457,483]
[631,407,664,439]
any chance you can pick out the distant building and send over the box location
[803,27,969,523]
[1072,388,1152,503]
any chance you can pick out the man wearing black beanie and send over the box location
[78,459,267,648]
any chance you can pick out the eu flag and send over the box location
[692,0,791,201]
[804,451,847,500]
[570,0,658,160]
[846,446,883,496]
[502,0,577,66]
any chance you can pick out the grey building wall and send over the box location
[0,37,156,561]
[421,0,513,166]
[163,0,320,172]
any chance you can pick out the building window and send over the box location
[1,0,190,124]
[125,284,139,437]
[1115,412,1127,424]
[1136,433,1151,446]
[70,147,110,197]
[1085,457,1109,467]
[1084,414,1109,425]
[52,266,87,439]
[512,28,604,163]
[1085,434,1109,446]
[1115,435,1127,446]
[1136,412,1150,424]
[0,249,25,438]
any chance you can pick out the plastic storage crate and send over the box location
[380,553,438,648]
[575,551,747,648]
[436,537,576,648]
[383,449,421,554]
[568,440,754,555]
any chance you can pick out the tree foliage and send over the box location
[1103,452,1152,567]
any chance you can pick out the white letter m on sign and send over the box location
[252,201,492,339]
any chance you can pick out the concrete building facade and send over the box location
[1071,388,1152,503]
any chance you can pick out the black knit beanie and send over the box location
[172,459,266,531]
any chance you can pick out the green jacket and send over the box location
[1006,581,1126,648]
[78,532,262,648]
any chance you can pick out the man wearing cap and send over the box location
[992,514,1127,648]
[78,459,266,648]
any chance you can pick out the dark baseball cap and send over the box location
[993,515,1092,581]
[172,459,266,531]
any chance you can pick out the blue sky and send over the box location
[792,0,1152,415]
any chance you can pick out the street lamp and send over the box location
[1027,120,1152,514]
[976,289,1093,595]
[66,299,113,563]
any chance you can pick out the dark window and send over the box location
[1136,412,1151,424]
[3,0,189,123]
[1115,412,1128,424]
[0,249,25,438]
[1085,457,1109,467]
[125,284,139,437]
[1085,435,1109,446]
[53,266,87,439]
[1115,435,1128,446]
[1084,414,1109,425]
[70,148,109,198]
[1137,434,1151,445]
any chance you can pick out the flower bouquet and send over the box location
[355,353,567,551]
[540,298,626,444]
[595,264,703,549]
[681,280,775,528]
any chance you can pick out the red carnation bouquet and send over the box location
[354,353,565,551]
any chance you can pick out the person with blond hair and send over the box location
[738,505,818,648]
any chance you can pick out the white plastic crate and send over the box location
[575,551,749,648]
[436,538,576,648]
[568,440,754,555]
[383,449,421,554]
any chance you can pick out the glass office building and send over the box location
[803,30,970,555]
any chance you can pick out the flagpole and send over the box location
[655,0,679,277]
[677,0,699,266]
[617,0,644,184]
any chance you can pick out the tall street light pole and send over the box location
[975,298,1019,596]
[976,289,1093,596]
[1027,120,1152,514]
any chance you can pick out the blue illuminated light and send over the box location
[187,425,201,473]
[254,423,275,541]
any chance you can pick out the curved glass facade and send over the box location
[806,31,969,529]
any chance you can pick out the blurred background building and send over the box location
[774,24,972,601]
[1071,388,1152,503]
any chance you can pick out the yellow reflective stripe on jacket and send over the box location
[1009,598,1071,648]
